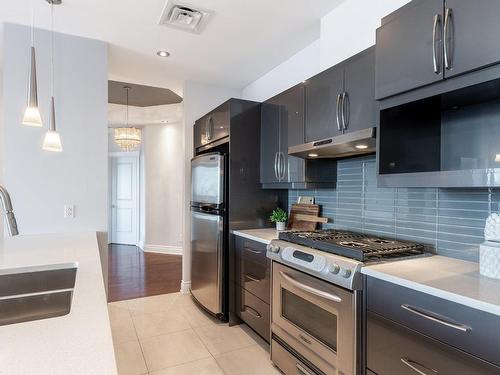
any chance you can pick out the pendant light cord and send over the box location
[126,87,130,127]
[51,2,54,99]
[30,2,35,46]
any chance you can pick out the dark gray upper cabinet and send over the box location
[444,0,500,78]
[193,102,230,150]
[260,84,305,185]
[342,47,377,133]
[305,66,344,142]
[375,0,444,99]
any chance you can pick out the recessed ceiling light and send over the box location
[157,50,170,58]
[355,144,368,150]
[308,153,319,158]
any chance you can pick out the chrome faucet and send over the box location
[0,185,18,236]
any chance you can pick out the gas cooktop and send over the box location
[278,229,425,262]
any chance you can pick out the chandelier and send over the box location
[114,86,141,151]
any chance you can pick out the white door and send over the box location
[111,155,139,245]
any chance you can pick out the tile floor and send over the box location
[108,292,281,375]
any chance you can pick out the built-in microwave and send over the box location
[377,77,500,188]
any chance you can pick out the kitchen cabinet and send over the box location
[305,47,376,141]
[234,236,270,342]
[376,0,500,99]
[193,102,230,150]
[260,84,305,185]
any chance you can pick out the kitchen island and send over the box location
[0,232,117,375]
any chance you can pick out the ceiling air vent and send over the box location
[159,1,212,34]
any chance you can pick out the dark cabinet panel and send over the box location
[193,102,230,150]
[343,47,377,132]
[444,0,500,78]
[367,311,500,375]
[376,0,444,99]
[260,102,281,184]
[305,66,344,142]
[239,288,270,342]
[241,258,270,304]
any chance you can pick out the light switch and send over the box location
[64,205,75,218]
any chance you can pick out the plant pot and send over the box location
[276,222,286,231]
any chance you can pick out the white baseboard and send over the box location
[143,244,182,255]
[180,280,191,294]
[137,240,145,250]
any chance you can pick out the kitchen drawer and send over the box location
[271,338,318,375]
[239,288,270,342]
[241,257,270,304]
[367,277,500,366]
[367,311,500,375]
[239,238,268,265]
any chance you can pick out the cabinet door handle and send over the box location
[432,14,442,74]
[401,304,471,332]
[444,8,454,70]
[336,93,342,131]
[243,305,261,318]
[244,274,260,283]
[243,247,263,255]
[274,152,279,180]
[401,358,440,375]
[279,152,286,181]
[341,92,349,131]
[296,363,314,375]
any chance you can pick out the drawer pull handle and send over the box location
[244,274,260,283]
[243,247,263,255]
[298,334,312,345]
[401,358,439,375]
[280,271,342,303]
[243,305,261,318]
[401,304,471,333]
[296,363,313,375]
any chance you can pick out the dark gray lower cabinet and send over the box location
[367,311,500,375]
[234,236,270,342]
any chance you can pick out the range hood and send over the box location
[288,127,376,159]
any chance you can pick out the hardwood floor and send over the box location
[108,244,182,302]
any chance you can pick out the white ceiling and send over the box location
[0,0,344,96]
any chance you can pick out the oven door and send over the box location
[272,262,356,375]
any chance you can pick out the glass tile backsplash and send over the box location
[288,155,499,262]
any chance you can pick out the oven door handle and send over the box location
[279,271,342,303]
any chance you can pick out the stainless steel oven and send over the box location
[271,262,357,375]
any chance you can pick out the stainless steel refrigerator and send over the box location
[190,153,226,317]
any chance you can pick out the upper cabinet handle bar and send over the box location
[336,93,342,132]
[401,304,471,333]
[432,14,442,74]
[444,7,454,70]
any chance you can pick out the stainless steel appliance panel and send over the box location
[190,210,224,315]
[191,154,224,207]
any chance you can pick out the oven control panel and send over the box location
[266,240,363,290]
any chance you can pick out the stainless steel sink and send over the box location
[0,263,77,326]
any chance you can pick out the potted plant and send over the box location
[270,208,287,231]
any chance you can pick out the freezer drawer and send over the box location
[190,210,224,315]
[191,153,224,207]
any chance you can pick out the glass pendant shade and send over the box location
[42,97,62,152]
[22,46,43,127]
[114,127,141,151]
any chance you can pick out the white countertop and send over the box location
[232,228,279,244]
[0,232,117,375]
[362,255,500,317]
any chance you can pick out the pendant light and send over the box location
[42,0,63,152]
[22,6,43,127]
[114,87,141,151]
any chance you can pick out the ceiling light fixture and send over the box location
[355,144,368,150]
[157,50,170,58]
[115,86,141,151]
[308,153,319,158]
[22,6,42,127]
[42,0,63,152]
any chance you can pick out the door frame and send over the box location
[108,151,141,246]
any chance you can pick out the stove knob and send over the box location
[329,264,340,274]
[340,268,351,278]
[267,244,280,253]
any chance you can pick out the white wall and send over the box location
[2,23,108,235]
[320,0,411,69]
[143,123,184,254]
[241,40,321,102]
[181,81,241,292]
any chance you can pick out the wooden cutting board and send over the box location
[288,204,321,231]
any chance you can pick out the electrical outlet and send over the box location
[64,204,75,219]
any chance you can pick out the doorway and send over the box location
[109,152,140,246]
